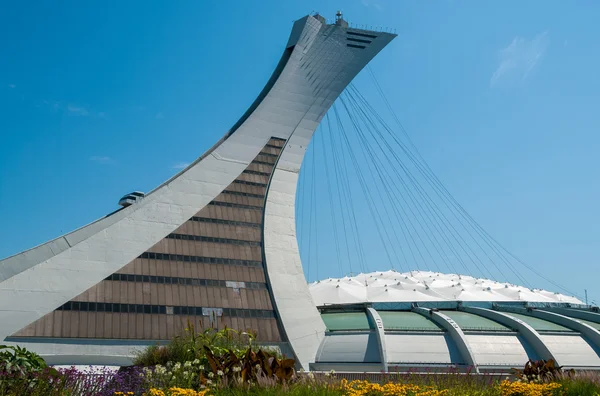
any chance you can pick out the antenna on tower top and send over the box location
[335,10,347,27]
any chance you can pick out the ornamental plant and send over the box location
[511,359,573,384]
[0,344,48,375]
[134,321,262,367]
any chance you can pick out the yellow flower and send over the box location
[499,380,561,396]
[144,390,166,396]
[341,380,448,396]
[167,387,210,396]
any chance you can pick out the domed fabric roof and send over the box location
[309,270,582,306]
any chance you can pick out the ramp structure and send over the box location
[0,13,396,368]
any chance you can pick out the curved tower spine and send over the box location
[0,14,395,368]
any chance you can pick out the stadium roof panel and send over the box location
[310,270,583,306]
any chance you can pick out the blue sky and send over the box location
[1,1,599,303]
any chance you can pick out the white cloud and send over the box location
[156,112,164,119]
[67,104,89,116]
[7,84,15,89]
[89,156,115,164]
[362,0,382,10]
[490,31,549,87]
[171,162,190,170]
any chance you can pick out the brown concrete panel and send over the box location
[216,287,227,307]
[166,314,174,339]
[206,287,215,307]
[216,264,225,280]
[128,313,136,340]
[164,283,173,306]
[151,315,159,339]
[142,283,151,305]
[150,283,160,305]
[111,312,120,339]
[119,313,128,339]
[237,172,269,184]
[192,283,202,308]
[135,314,144,339]
[230,317,239,332]
[200,285,209,307]
[135,283,144,305]
[196,262,206,278]
[159,314,167,340]
[103,313,112,339]
[267,139,285,147]
[60,311,71,338]
[261,146,280,155]
[127,281,136,305]
[52,311,62,338]
[143,314,152,339]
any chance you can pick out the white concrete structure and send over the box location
[0,14,395,369]
[310,273,600,372]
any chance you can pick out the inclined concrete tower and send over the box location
[0,13,396,368]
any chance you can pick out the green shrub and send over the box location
[0,344,48,375]
[133,321,267,367]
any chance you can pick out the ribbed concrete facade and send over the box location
[12,138,286,342]
[0,15,396,368]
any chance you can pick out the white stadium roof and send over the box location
[309,270,583,306]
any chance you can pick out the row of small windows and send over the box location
[265,144,283,150]
[259,151,279,158]
[347,31,377,39]
[104,273,266,289]
[166,233,261,247]
[189,216,261,229]
[56,302,275,318]
[243,170,271,177]
[346,37,371,44]
[139,252,263,267]
[252,160,275,166]
[347,43,366,49]
[222,190,265,199]
[208,201,263,211]
[233,180,267,188]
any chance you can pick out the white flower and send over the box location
[173,362,181,370]
[192,359,200,365]
[232,366,241,373]
[183,371,189,377]
[199,365,205,370]
[206,379,213,385]
[217,370,224,376]
[184,361,192,368]
[208,372,215,378]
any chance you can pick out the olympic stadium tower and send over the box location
[1,13,599,373]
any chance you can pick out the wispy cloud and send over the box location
[155,111,164,119]
[490,31,549,87]
[89,156,115,164]
[39,100,106,118]
[67,103,89,116]
[171,162,190,170]
[7,84,15,89]
[362,0,382,10]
